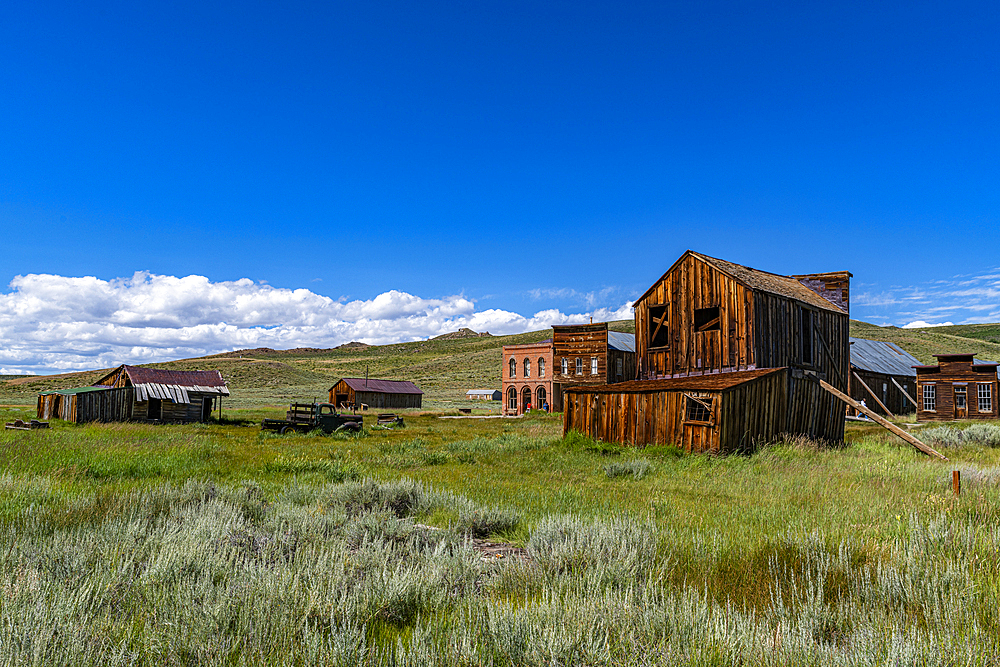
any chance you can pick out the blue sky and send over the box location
[1,0,998,373]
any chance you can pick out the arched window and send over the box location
[538,358,545,378]
[509,358,516,378]
[521,386,532,412]
[537,387,547,410]
[576,358,583,375]
[507,387,517,411]
[524,358,531,378]
[561,358,568,375]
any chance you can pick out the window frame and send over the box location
[524,358,531,378]
[575,358,583,375]
[683,394,714,424]
[922,384,936,412]
[538,357,545,378]
[590,357,598,375]
[647,303,670,349]
[978,383,993,413]
[561,358,568,375]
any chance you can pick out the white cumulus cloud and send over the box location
[0,272,633,375]
[901,320,955,329]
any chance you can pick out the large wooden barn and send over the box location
[329,378,423,410]
[565,251,852,450]
[848,337,920,416]
[915,354,999,422]
[37,365,229,423]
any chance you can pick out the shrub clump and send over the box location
[922,423,1000,448]
[604,458,651,479]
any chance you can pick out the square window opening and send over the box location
[694,306,720,332]
[685,395,713,422]
[648,304,670,348]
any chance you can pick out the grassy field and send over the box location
[3,320,1000,664]
[2,402,1000,664]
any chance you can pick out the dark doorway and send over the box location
[148,399,162,420]
[201,396,213,422]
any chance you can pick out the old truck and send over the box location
[261,402,363,435]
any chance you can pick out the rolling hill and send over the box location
[3,319,999,409]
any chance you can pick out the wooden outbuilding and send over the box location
[848,337,920,416]
[329,378,423,410]
[564,368,788,454]
[567,251,851,450]
[37,365,229,423]
[551,323,635,412]
[915,354,999,422]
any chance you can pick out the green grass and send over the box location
[3,406,1000,663]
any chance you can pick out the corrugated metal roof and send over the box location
[336,378,423,394]
[38,386,115,396]
[607,331,636,352]
[120,365,228,388]
[564,367,785,394]
[849,338,920,377]
[466,389,500,396]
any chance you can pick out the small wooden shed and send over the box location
[329,378,423,410]
[849,337,920,416]
[915,354,999,422]
[38,365,229,423]
[563,367,788,454]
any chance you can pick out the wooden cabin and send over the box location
[849,337,920,416]
[566,251,851,450]
[564,368,787,454]
[329,378,423,410]
[551,324,636,412]
[38,365,229,423]
[915,354,999,422]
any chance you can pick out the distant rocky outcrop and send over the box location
[335,341,371,350]
[432,328,492,340]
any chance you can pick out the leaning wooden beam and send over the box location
[818,379,947,461]
[851,371,895,418]
[891,377,919,409]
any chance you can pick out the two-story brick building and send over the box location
[502,340,554,415]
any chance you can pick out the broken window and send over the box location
[684,395,712,422]
[616,357,623,379]
[694,306,720,332]
[800,308,813,365]
[648,304,670,348]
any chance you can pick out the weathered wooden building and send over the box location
[38,365,229,423]
[502,340,554,414]
[564,368,788,454]
[551,323,635,412]
[329,378,423,410]
[567,251,851,450]
[849,337,920,416]
[915,354,999,422]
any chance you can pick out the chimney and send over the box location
[793,271,852,316]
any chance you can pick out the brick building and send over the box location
[502,340,554,414]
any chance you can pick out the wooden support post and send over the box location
[891,377,919,409]
[852,371,895,419]
[814,327,847,389]
[818,379,948,461]
[952,470,961,496]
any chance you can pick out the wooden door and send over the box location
[954,385,967,419]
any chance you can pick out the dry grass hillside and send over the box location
[3,319,997,409]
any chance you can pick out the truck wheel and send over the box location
[280,425,296,435]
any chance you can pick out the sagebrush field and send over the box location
[2,405,1000,665]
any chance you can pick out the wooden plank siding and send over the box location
[850,369,916,416]
[563,369,788,454]
[916,355,1000,422]
[37,387,134,423]
[635,254,756,379]
[329,379,423,410]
